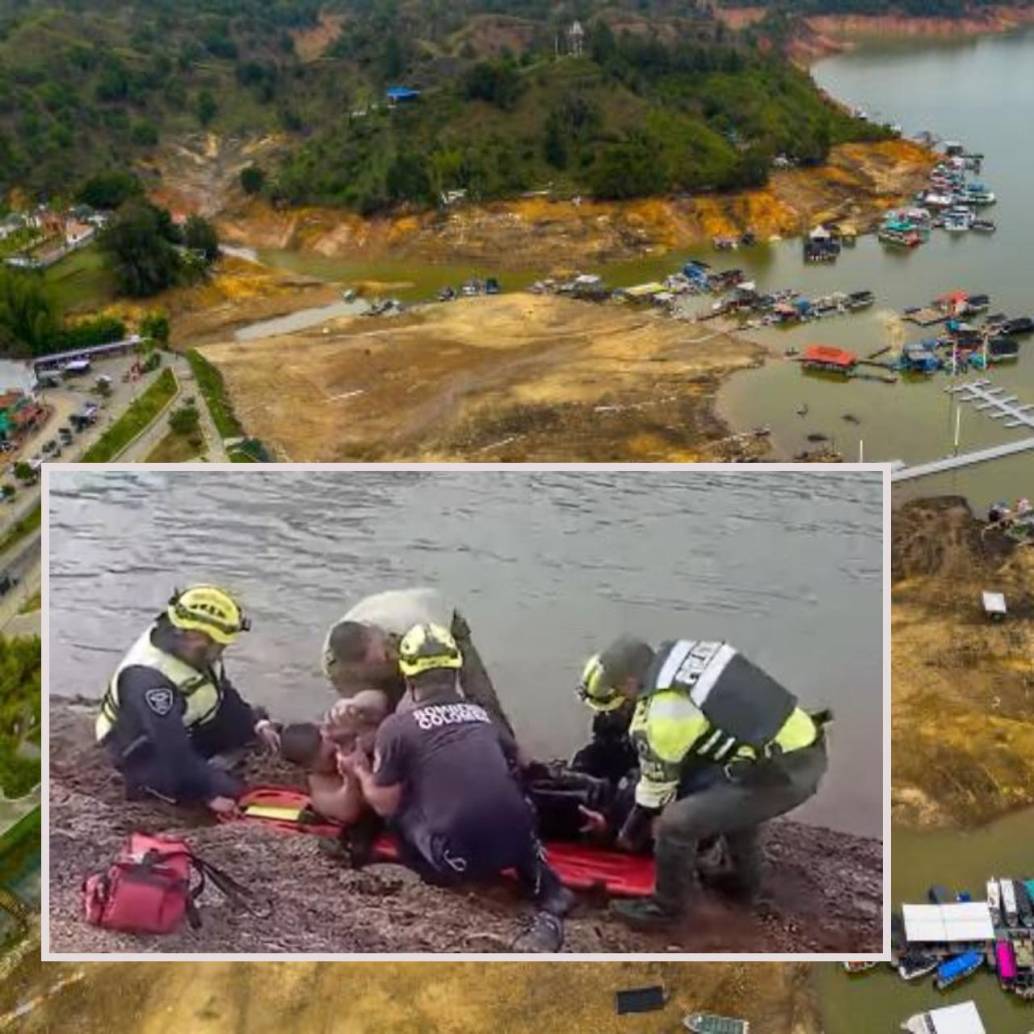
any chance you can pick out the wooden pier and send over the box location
[903,307,947,327]
[891,380,1034,482]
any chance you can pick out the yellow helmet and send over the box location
[577,653,626,713]
[398,622,463,679]
[167,585,249,646]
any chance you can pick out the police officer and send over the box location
[95,585,280,816]
[578,635,829,930]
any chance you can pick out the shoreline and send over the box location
[48,696,882,955]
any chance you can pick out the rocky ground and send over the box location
[48,698,881,955]
[892,496,1034,829]
[198,293,768,463]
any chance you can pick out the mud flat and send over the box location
[200,293,769,462]
[47,698,881,956]
[892,496,1034,829]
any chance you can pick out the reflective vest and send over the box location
[630,639,817,809]
[95,624,223,742]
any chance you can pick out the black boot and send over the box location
[722,827,763,904]
[610,838,696,930]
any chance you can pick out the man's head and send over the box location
[280,722,337,774]
[163,585,249,669]
[578,636,655,713]
[323,620,399,697]
[398,622,462,700]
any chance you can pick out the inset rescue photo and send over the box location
[42,465,888,959]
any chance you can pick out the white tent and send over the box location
[901,902,994,944]
[902,1001,985,1034]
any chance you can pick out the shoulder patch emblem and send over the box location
[144,687,175,717]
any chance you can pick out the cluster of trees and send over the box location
[98,201,219,297]
[0,635,40,800]
[0,266,133,357]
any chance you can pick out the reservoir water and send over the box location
[717,29,1034,507]
[803,31,1034,1032]
[47,468,884,838]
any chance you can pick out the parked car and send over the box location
[0,572,18,596]
[42,440,57,454]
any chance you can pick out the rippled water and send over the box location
[48,469,884,836]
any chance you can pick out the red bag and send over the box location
[83,832,198,934]
[82,832,270,935]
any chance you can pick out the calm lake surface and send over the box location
[807,31,1034,1032]
[48,469,883,838]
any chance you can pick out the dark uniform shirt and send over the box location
[107,664,260,803]
[372,691,533,876]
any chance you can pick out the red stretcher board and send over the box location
[226,785,656,898]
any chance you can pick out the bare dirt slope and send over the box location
[214,140,933,271]
[200,293,767,462]
[48,698,881,956]
[892,496,1034,829]
[2,952,822,1034]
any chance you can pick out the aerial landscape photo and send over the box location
[0,0,1033,1028]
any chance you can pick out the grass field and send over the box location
[145,428,203,463]
[80,368,177,462]
[43,244,117,314]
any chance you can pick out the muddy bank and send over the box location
[213,141,934,272]
[48,698,880,955]
[784,6,1034,63]
[1,949,821,1034]
[200,293,771,462]
[892,495,1034,830]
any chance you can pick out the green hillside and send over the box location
[0,0,890,210]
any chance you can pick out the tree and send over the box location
[76,171,143,209]
[183,214,220,263]
[463,61,523,111]
[169,403,200,436]
[98,201,182,297]
[13,461,33,482]
[0,269,59,357]
[140,311,170,345]
[385,152,431,204]
[196,89,217,127]
[1,483,15,500]
[240,165,266,195]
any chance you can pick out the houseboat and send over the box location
[961,184,996,206]
[987,879,1002,924]
[846,290,875,311]
[683,1013,749,1034]
[988,338,1019,363]
[995,938,1018,986]
[1001,878,1019,927]
[879,218,922,247]
[800,345,857,374]
[943,211,972,233]
[934,951,984,990]
[1004,316,1034,336]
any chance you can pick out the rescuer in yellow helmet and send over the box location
[340,622,574,951]
[96,585,281,816]
[580,635,830,931]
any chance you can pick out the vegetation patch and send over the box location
[0,504,41,556]
[187,349,245,438]
[0,635,40,800]
[80,367,177,462]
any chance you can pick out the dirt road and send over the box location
[48,698,881,956]
[200,294,767,462]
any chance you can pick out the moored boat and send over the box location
[971,219,996,233]
[902,1001,986,1034]
[935,950,984,990]
[842,961,878,973]
[684,1013,749,1034]
[988,878,1002,925]
[897,952,939,981]
[1001,877,1020,927]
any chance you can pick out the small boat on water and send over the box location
[902,1001,986,1034]
[847,289,875,310]
[1005,316,1034,336]
[988,878,1002,924]
[897,952,939,982]
[996,938,1018,986]
[961,184,996,206]
[684,1013,749,1034]
[1015,880,1034,927]
[988,337,1019,363]
[928,885,953,905]
[971,219,996,233]
[842,961,878,973]
[944,212,971,233]
[935,950,984,990]
[1002,877,1020,927]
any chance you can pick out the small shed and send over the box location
[982,591,1006,620]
